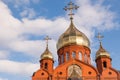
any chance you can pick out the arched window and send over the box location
[61,54,64,63]
[45,63,48,69]
[66,52,69,61]
[84,54,87,63]
[103,61,107,68]
[79,52,82,60]
[72,51,76,59]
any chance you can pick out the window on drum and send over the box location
[72,51,76,59]
[79,52,82,60]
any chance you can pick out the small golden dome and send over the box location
[96,43,110,59]
[57,20,90,50]
[41,47,53,60]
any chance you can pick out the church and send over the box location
[32,1,120,80]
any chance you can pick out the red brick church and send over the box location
[32,1,120,80]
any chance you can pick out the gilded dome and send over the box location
[96,43,110,59]
[41,47,53,60]
[57,20,90,50]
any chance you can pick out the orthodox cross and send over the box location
[44,36,51,48]
[96,33,104,43]
[64,1,79,20]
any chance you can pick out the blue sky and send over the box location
[0,0,120,80]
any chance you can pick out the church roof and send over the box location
[41,46,53,60]
[96,42,110,59]
[40,36,53,60]
[57,20,90,50]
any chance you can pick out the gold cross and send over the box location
[96,33,104,42]
[44,36,51,48]
[64,1,79,20]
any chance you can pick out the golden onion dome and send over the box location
[96,42,110,59]
[57,20,90,50]
[41,47,53,60]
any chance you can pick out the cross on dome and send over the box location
[96,33,104,47]
[44,36,51,48]
[64,1,79,20]
[96,33,104,42]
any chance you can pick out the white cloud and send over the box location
[21,17,69,38]
[0,0,21,28]
[0,78,8,80]
[9,40,44,56]
[0,51,9,59]
[0,60,39,75]
[0,1,23,49]
[8,39,57,60]
[2,0,30,8]
[20,8,36,19]
[74,0,118,40]
[2,0,40,8]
